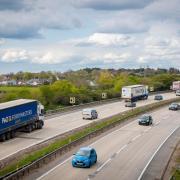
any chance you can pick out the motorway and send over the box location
[37,106,180,180]
[0,92,177,161]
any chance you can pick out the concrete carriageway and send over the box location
[37,104,180,180]
[0,92,178,161]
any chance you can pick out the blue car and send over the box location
[72,147,97,168]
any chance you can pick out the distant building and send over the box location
[26,79,42,86]
[0,80,17,86]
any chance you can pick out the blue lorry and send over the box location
[0,99,44,142]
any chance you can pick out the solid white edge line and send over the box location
[36,156,72,180]
[0,124,88,162]
[137,125,180,180]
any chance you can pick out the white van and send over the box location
[176,90,180,96]
[82,108,98,120]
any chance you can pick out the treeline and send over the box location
[0,69,180,110]
[0,67,179,82]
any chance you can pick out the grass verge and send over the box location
[0,98,180,178]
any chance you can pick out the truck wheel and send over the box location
[11,131,16,138]
[27,125,33,133]
[6,132,11,140]
[0,134,6,142]
[32,123,36,131]
[37,121,43,129]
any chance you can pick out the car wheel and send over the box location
[87,161,91,168]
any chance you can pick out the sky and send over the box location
[0,0,180,73]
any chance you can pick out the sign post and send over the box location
[70,97,76,105]
[149,87,154,92]
[102,93,107,99]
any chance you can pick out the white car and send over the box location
[82,109,98,120]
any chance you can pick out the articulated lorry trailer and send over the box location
[0,99,44,142]
[122,85,148,102]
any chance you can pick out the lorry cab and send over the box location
[37,102,45,121]
[82,109,98,120]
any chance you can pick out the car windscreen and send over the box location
[82,110,90,115]
[140,116,148,121]
[76,149,90,157]
[171,104,178,107]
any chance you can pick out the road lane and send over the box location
[38,106,180,180]
[0,92,177,160]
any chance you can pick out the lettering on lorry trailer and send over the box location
[2,110,32,124]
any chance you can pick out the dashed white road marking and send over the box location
[117,144,128,154]
[131,134,141,142]
[96,158,111,172]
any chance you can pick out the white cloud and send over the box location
[1,49,29,62]
[0,39,5,45]
[79,33,134,46]
[103,53,130,63]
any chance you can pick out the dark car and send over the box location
[138,114,153,126]
[125,102,136,107]
[72,147,97,168]
[154,95,163,100]
[169,103,180,111]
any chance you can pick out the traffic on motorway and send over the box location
[0,84,180,180]
[37,105,180,180]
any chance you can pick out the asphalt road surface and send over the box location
[0,92,177,161]
[37,105,180,180]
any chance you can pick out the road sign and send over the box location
[149,87,154,92]
[70,97,76,104]
[102,93,107,99]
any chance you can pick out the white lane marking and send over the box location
[143,127,152,133]
[36,156,72,180]
[0,123,90,161]
[96,158,111,172]
[137,125,180,180]
[155,121,160,126]
[117,144,128,154]
[131,134,141,142]
[90,120,136,146]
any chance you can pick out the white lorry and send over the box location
[122,85,148,102]
[176,90,180,96]
[172,81,180,91]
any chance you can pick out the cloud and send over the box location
[103,53,130,63]
[72,0,154,10]
[98,14,149,34]
[1,49,29,62]
[0,0,28,11]
[0,0,81,39]
[144,0,180,20]
[0,48,74,65]
[76,33,134,47]
[0,38,5,45]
